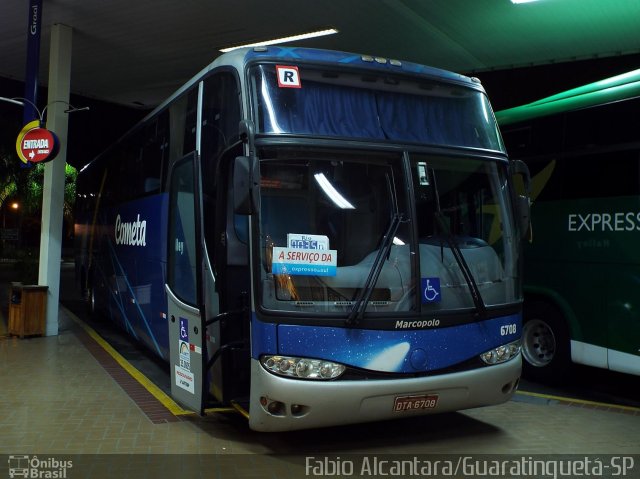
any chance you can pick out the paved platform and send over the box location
[1,278,639,478]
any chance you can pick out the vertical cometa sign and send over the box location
[15,119,59,164]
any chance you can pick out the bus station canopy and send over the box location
[1,0,640,109]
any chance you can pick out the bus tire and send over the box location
[79,267,88,300]
[87,285,97,317]
[521,300,571,383]
[86,273,103,320]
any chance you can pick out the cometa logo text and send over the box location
[115,214,147,246]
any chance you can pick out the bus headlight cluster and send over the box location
[261,355,346,380]
[480,340,521,365]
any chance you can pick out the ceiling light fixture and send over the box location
[510,0,540,3]
[220,28,338,53]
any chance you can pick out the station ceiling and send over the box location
[2,0,640,110]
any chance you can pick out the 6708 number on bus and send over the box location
[393,394,439,412]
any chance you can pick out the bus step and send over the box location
[230,397,250,418]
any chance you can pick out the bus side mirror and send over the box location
[509,159,532,239]
[233,155,259,215]
[515,194,531,239]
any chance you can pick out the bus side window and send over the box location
[140,111,169,194]
[201,71,242,251]
[201,71,242,174]
[167,88,198,175]
[104,137,141,205]
[183,91,198,156]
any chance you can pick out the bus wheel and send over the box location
[521,301,570,383]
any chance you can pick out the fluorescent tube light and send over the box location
[314,173,355,210]
[220,28,338,53]
[511,0,540,3]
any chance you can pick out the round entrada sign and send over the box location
[15,120,59,164]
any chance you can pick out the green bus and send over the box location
[496,69,640,382]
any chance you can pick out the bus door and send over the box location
[165,152,208,414]
[206,151,251,406]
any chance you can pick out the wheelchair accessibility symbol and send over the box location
[179,317,189,341]
[421,277,441,303]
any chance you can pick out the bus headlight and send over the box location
[480,340,521,365]
[261,355,346,380]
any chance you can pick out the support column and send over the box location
[23,0,43,124]
[39,23,72,336]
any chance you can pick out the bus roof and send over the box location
[495,68,640,126]
[82,46,489,172]
[161,46,483,116]
[242,46,476,86]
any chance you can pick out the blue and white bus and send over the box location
[74,46,529,431]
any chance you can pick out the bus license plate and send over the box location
[393,394,439,412]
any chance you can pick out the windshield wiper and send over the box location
[347,170,401,326]
[434,213,487,318]
[346,212,402,326]
[431,170,487,319]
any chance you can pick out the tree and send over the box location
[0,136,78,253]
[0,112,22,212]
[1,110,77,252]
[20,162,77,237]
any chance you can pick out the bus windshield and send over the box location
[250,64,505,152]
[258,148,520,317]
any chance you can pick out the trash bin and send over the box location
[8,282,48,338]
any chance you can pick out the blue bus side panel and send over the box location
[251,314,520,373]
[92,194,170,359]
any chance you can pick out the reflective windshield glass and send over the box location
[259,150,414,314]
[250,65,505,152]
[258,149,520,317]
[412,155,521,312]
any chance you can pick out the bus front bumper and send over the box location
[247,355,521,432]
